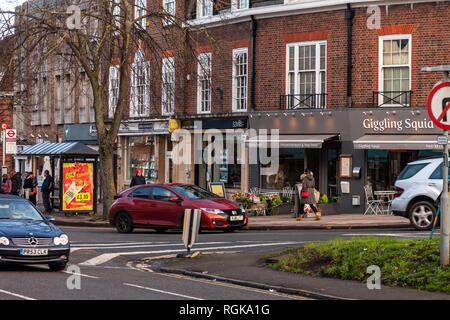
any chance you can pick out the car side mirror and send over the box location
[46,216,55,221]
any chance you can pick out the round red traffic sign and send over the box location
[6,130,15,138]
[427,82,450,130]
[1,123,6,130]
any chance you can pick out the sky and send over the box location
[0,0,24,12]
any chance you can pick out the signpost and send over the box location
[181,209,202,255]
[424,66,450,266]
[1,123,6,168]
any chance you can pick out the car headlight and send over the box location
[54,234,69,246]
[201,208,225,215]
[0,237,9,246]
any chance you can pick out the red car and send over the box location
[109,184,248,233]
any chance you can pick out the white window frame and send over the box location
[232,47,248,112]
[135,0,147,29]
[130,49,150,117]
[111,0,121,30]
[197,0,213,18]
[231,0,249,11]
[162,57,175,115]
[162,0,176,26]
[285,40,327,108]
[109,65,120,118]
[378,34,412,107]
[197,52,212,114]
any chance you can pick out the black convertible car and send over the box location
[0,195,70,271]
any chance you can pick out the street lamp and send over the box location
[421,65,450,266]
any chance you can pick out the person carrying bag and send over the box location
[298,169,321,221]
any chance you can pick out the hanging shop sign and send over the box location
[62,162,95,211]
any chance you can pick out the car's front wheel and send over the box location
[115,212,134,233]
[409,201,436,231]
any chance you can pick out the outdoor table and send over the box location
[373,191,396,215]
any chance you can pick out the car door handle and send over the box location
[150,204,157,208]
[428,183,437,187]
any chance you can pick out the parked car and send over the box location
[109,184,248,233]
[0,195,70,271]
[392,157,446,230]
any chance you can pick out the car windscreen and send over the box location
[397,163,429,180]
[0,200,44,221]
[171,185,219,200]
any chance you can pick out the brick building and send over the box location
[12,0,450,213]
[0,36,14,172]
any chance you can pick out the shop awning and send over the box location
[353,135,445,150]
[17,142,99,156]
[247,134,338,149]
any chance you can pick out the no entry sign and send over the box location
[427,82,450,130]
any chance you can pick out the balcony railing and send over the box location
[280,93,327,110]
[373,91,412,107]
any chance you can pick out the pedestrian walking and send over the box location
[298,169,321,221]
[23,172,37,205]
[41,170,53,214]
[130,169,146,187]
[1,174,12,194]
[296,169,309,221]
[10,170,21,196]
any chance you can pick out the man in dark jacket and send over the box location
[10,171,21,196]
[130,169,146,187]
[41,170,53,214]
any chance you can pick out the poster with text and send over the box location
[62,162,94,211]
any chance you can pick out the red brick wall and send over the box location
[177,1,450,114]
[0,95,14,168]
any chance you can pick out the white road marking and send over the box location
[0,288,36,300]
[342,232,436,238]
[63,270,100,279]
[123,283,203,300]
[71,241,230,252]
[79,241,303,266]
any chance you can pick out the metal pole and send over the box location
[442,71,450,265]
[442,130,449,265]
[2,130,5,168]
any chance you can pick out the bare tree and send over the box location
[0,0,220,218]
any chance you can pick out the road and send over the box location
[0,227,439,301]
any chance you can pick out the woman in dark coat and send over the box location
[300,169,320,220]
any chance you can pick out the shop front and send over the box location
[171,117,249,197]
[249,107,444,214]
[118,120,171,189]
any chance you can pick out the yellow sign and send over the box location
[209,183,225,198]
[62,162,94,211]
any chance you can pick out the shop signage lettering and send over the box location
[362,118,434,132]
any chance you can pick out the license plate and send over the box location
[230,215,244,221]
[20,248,48,256]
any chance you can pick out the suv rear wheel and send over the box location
[409,201,436,231]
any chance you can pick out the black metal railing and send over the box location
[280,93,327,110]
[373,91,412,107]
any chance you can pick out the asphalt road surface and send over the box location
[0,227,439,301]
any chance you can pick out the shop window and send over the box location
[126,136,154,181]
[261,148,304,190]
[211,139,242,189]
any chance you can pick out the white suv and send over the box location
[392,157,445,230]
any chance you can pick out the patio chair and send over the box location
[364,185,383,215]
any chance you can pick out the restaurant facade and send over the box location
[248,106,443,213]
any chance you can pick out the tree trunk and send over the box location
[98,140,115,220]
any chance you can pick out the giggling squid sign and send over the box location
[363,118,434,132]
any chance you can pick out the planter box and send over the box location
[317,202,340,215]
[270,203,293,215]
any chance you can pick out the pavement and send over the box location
[40,204,413,230]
